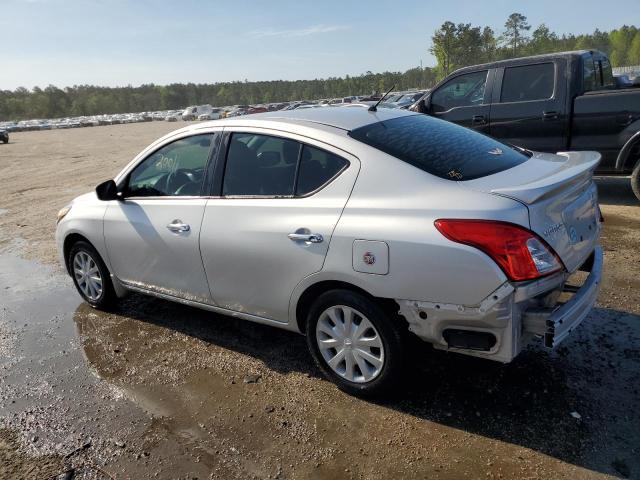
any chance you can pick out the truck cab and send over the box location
[415,50,640,200]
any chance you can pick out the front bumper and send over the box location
[522,246,603,348]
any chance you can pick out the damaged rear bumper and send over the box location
[397,246,603,363]
[522,246,602,348]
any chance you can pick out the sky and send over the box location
[1,0,638,90]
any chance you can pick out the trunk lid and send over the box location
[461,151,601,273]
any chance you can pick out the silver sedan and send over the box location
[56,107,603,395]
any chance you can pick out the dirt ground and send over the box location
[0,123,638,479]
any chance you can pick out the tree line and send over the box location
[0,69,437,121]
[1,13,638,121]
[430,13,640,76]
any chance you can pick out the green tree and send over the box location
[629,31,640,65]
[503,12,531,56]
[430,21,458,77]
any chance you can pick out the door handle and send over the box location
[167,220,190,233]
[542,111,559,121]
[471,115,487,125]
[288,232,323,243]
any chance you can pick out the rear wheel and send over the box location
[306,289,405,396]
[631,159,640,202]
[67,241,116,310]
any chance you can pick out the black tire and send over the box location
[631,160,640,203]
[305,289,405,397]
[67,240,117,310]
[2,138,7,144]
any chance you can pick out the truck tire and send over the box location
[632,160,640,203]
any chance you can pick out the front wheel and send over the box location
[67,241,116,310]
[631,160,640,202]
[306,289,405,396]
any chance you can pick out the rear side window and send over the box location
[296,146,348,195]
[348,114,529,181]
[222,133,349,197]
[501,63,555,102]
[583,57,597,91]
[600,57,615,88]
[223,133,299,196]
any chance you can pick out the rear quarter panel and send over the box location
[296,145,530,309]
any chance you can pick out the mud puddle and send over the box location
[1,252,639,479]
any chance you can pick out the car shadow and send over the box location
[75,294,639,477]
[595,176,638,207]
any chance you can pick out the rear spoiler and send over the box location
[489,151,600,204]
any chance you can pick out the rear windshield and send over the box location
[348,114,529,181]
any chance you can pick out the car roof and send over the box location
[450,49,597,76]
[220,105,419,132]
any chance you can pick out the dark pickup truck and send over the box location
[413,50,640,200]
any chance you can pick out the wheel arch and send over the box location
[293,279,403,335]
[615,127,640,171]
[62,232,94,275]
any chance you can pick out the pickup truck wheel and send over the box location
[68,241,117,310]
[631,160,640,202]
[306,289,405,397]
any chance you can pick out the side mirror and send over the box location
[423,95,432,113]
[95,179,120,201]
[410,96,431,114]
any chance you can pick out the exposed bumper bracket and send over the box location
[522,246,603,348]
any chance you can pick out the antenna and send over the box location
[368,84,395,112]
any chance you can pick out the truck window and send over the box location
[600,58,615,88]
[430,71,488,113]
[583,57,597,91]
[500,63,555,103]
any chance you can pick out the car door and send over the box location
[489,61,569,152]
[103,132,219,302]
[199,129,359,322]
[427,69,492,133]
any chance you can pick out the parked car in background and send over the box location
[225,105,250,117]
[182,105,214,121]
[56,107,602,396]
[0,128,8,143]
[412,50,640,201]
[247,106,268,114]
[198,108,223,121]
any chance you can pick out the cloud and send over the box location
[248,24,348,38]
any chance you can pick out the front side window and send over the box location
[431,71,488,113]
[501,63,555,103]
[223,133,300,196]
[126,134,214,197]
[349,114,529,181]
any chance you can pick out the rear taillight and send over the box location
[434,219,563,282]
